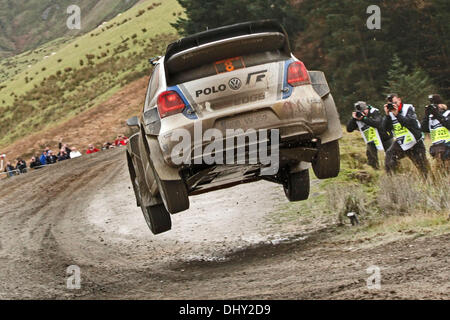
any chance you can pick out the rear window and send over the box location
[165,32,290,86]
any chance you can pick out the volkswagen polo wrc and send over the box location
[126,20,342,234]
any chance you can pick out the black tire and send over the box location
[283,170,310,202]
[141,204,172,235]
[126,152,141,207]
[312,140,340,179]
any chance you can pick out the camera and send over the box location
[426,95,439,114]
[354,101,366,118]
[386,94,396,111]
[427,94,438,108]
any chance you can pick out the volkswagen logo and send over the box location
[228,78,242,91]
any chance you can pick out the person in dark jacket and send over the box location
[347,101,393,169]
[15,158,27,174]
[382,93,429,177]
[46,150,58,164]
[57,148,70,161]
[58,138,72,155]
[29,156,42,169]
[421,94,450,167]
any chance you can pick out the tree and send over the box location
[171,0,305,46]
[384,55,436,118]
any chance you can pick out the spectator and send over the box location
[102,142,113,150]
[0,154,5,172]
[30,156,42,170]
[4,161,16,177]
[70,147,82,159]
[58,138,72,155]
[39,148,49,165]
[46,150,58,164]
[57,148,70,161]
[15,158,27,174]
[114,134,129,146]
[86,144,100,154]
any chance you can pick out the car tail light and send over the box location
[157,91,186,118]
[287,61,310,86]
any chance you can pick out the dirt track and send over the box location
[0,148,448,299]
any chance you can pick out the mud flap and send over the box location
[139,126,189,214]
[318,93,343,145]
[127,132,163,208]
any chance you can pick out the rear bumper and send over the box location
[156,86,341,167]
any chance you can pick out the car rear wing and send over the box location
[164,20,291,85]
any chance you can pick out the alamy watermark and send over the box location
[67,5,81,30]
[169,123,280,176]
[66,265,81,290]
[366,265,381,290]
[366,5,381,30]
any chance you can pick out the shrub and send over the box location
[377,172,449,215]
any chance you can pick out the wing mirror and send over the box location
[126,116,140,128]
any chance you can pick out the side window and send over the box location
[145,64,160,108]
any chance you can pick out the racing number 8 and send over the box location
[224,59,235,72]
[214,57,245,74]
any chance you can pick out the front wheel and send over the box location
[312,140,340,179]
[283,170,310,202]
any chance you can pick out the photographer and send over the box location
[46,150,58,164]
[15,158,27,174]
[421,94,449,166]
[346,101,393,169]
[29,156,42,170]
[382,93,429,177]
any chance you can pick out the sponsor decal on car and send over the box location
[195,84,227,97]
[246,70,267,85]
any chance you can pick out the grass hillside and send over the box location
[0,0,140,57]
[0,0,183,148]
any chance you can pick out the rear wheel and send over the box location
[283,169,310,202]
[127,151,170,234]
[141,204,172,235]
[312,140,340,179]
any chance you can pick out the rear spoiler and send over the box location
[165,20,291,63]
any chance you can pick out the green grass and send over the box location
[0,0,183,148]
[0,0,141,57]
[267,128,450,242]
[0,37,70,83]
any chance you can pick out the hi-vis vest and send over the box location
[356,108,384,151]
[429,110,450,145]
[390,104,419,151]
